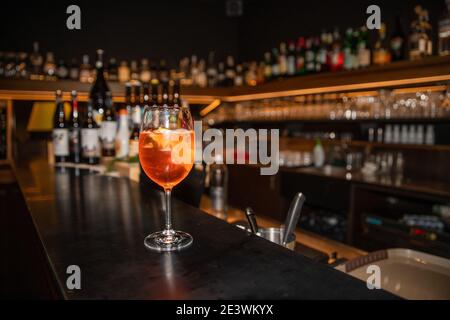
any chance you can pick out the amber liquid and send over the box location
[139,129,195,189]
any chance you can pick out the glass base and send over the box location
[144,230,193,252]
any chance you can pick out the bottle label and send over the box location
[116,137,129,159]
[287,56,296,75]
[129,140,139,158]
[419,38,426,52]
[101,121,117,145]
[81,128,100,158]
[53,128,69,156]
[69,128,81,155]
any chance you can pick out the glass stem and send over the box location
[164,188,173,233]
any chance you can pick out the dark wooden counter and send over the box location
[11,159,397,299]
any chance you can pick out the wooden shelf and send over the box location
[281,137,450,152]
[282,166,450,200]
[222,55,450,101]
[0,56,449,105]
[0,79,226,104]
[212,117,450,127]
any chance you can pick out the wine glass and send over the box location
[139,103,195,252]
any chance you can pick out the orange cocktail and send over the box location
[139,128,194,189]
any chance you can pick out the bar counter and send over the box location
[10,159,398,299]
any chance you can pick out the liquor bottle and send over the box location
[69,90,81,163]
[29,41,43,80]
[162,82,169,107]
[118,60,130,83]
[190,55,199,85]
[316,32,328,72]
[90,49,110,123]
[313,139,325,167]
[69,58,79,81]
[217,62,226,87]
[140,58,151,83]
[234,64,244,86]
[159,59,169,83]
[271,48,280,78]
[128,96,141,159]
[438,0,450,56]
[151,60,159,81]
[197,59,208,88]
[79,54,92,83]
[373,23,391,65]
[151,79,159,106]
[142,82,150,108]
[314,36,324,73]
[101,91,117,157]
[52,90,69,163]
[304,38,315,73]
[329,28,344,71]
[390,15,406,61]
[343,28,354,70]
[287,41,297,76]
[178,57,189,82]
[172,81,181,108]
[225,56,236,87]
[206,52,218,87]
[124,82,132,117]
[351,29,360,69]
[129,60,139,81]
[296,37,306,75]
[4,53,16,78]
[108,58,118,81]
[81,99,100,164]
[357,26,371,68]
[16,52,28,79]
[43,52,57,80]
[56,60,69,79]
[409,6,433,60]
[134,84,142,117]
[279,42,288,77]
[422,8,433,56]
[257,61,266,85]
[115,108,130,159]
[264,52,272,80]
[209,154,228,218]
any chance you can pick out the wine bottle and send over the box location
[151,79,159,107]
[56,59,69,79]
[43,52,57,80]
[128,94,141,159]
[206,52,218,87]
[69,58,79,81]
[115,109,130,159]
[296,38,306,75]
[90,49,110,121]
[100,91,117,157]
[79,54,92,83]
[53,90,69,163]
[390,15,406,61]
[29,41,43,80]
[69,90,81,163]
[287,41,297,76]
[81,99,100,165]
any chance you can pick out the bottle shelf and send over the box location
[211,117,450,126]
[1,56,450,105]
[281,137,450,152]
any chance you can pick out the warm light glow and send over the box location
[200,99,221,117]
[221,75,450,102]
